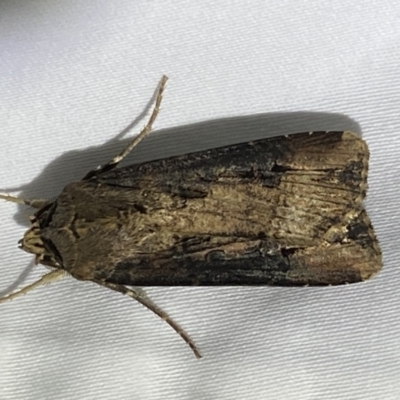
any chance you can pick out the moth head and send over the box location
[18,219,45,263]
[19,218,60,268]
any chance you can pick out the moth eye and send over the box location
[42,238,63,265]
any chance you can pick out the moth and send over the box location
[0,76,382,358]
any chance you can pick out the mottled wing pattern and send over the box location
[40,131,381,285]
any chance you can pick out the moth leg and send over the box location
[0,269,66,304]
[0,194,49,209]
[98,282,202,359]
[84,75,168,179]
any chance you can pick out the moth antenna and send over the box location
[99,282,202,359]
[0,269,66,304]
[0,194,49,209]
[84,75,168,179]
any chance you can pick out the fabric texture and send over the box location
[1,1,399,399]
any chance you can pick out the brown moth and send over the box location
[0,76,382,358]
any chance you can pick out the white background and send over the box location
[1,1,400,399]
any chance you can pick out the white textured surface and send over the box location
[1,1,399,399]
